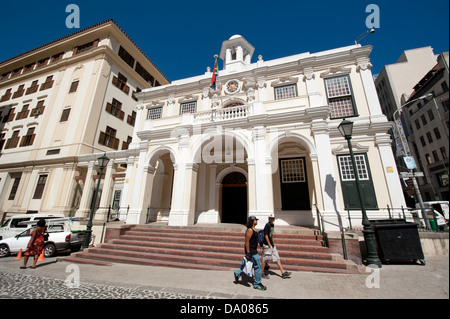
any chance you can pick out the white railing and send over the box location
[194,104,250,124]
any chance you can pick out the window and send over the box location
[441,81,449,92]
[15,105,30,120]
[415,119,421,130]
[434,127,441,140]
[135,62,155,85]
[0,89,12,102]
[12,85,25,99]
[20,127,36,147]
[440,147,447,159]
[280,159,305,183]
[11,68,23,78]
[127,111,136,126]
[98,126,119,150]
[26,80,39,95]
[73,39,99,55]
[427,109,435,121]
[432,150,439,162]
[105,99,125,120]
[40,76,54,91]
[132,88,141,101]
[31,101,45,117]
[338,155,370,181]
[60,108,71,122]
[437,172,449,187]
[5,131,20,149]
[337,153,377,209]
[274,85,297,100]
[118,46,135,68]
[425,153,432,164]
[33,175,48,200]
[180,102,197,114]
[69,80,79,93]
[50,52,64,63]
[122,136,133,150]
[421,114,427,126]
[148,107,162,120]
[36,58,49,68]
[0,133,5,151]
[420,136,426,147]
[8,178,21,201]
[325,76,356,119]
[112,73,130,95]
[426,132,433,143]
[2,108,16,123]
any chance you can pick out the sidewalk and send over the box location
[0,256,448,299]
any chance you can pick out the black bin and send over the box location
[370,219,425,265]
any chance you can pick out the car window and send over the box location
[11,218,30,228]
[48,225,64,232]
[1,219,11,228]
[18,228,33,238]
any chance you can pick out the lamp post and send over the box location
[338,119,382,268]
[81,153,110,250]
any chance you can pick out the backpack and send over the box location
[258,223,270,247]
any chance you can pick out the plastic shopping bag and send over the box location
[240,256,253,277]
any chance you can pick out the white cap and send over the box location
[268,213,275,219]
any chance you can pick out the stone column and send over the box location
[75,162,95,218]
[95,160,115,221]
[356,58,383,118]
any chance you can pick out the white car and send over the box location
[0,224,72,258]
[0,214,64,240]
[411,209,447,229]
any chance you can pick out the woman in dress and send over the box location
[21,219,46,269]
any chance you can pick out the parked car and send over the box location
[418,201,449,223]
[0,214,64,240]
[0,222,85,258]
[411,208,447,230]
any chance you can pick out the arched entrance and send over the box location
[221,172,248,224]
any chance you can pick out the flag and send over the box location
[210,56,218,90]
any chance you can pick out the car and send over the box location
[0,223,75,258]
[411,208,447,230]
[0,213,65,240]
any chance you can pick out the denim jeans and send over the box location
[234,254,262,288]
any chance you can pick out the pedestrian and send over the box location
[261,214,292,279]
[233,216,267,291]
[21,219,46,269]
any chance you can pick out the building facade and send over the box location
[0,20,169,222]
[404,52,449,201]
[76,35,406,229]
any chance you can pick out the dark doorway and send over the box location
[279,157,311,210]
[221,172,248,224]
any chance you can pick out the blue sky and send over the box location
[0,0,448,81]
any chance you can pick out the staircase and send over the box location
[64,224,360,274]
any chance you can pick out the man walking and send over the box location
[234,216,267,291]
[261,214,291,279]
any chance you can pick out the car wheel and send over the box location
[0,244,10,258]
[44,243,56,258]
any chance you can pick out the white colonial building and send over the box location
[78,35,407,229]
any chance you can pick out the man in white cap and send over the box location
[261,213,291,279]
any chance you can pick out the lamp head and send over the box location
[98,153,110,169]
[338,119,354,140]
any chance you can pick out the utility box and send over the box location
[370,219,425,265]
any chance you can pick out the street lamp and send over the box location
[338,119,382,268]
[81,153,110,250]
[354,28,375,44]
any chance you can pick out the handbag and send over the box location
[240,256,253,277]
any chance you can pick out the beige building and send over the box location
[0,20,169,222]
[404,52,449,201]
[76,35,407,230]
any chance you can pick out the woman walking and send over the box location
[21,219,46,269]
[233,216,267,291]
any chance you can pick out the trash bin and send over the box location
[428,219,437,231]
[370,219,425,265]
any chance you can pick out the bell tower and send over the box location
[219,35,255,72]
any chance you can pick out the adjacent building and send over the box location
[0,19,169,222]
[75,35,406,229]
[403,52,449,201]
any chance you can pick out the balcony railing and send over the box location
[194,104,250,124]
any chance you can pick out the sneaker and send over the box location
[233,273,240,284]
[281,271,292,279]
[254,283,267,291]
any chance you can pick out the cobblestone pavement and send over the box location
[0,270,213,299]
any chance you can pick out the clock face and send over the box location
[225,80,240,93]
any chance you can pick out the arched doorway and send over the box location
[221,172,248,224]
